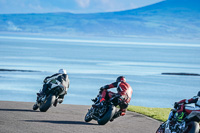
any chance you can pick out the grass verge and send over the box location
[127,105,171,122]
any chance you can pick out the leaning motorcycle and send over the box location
[84,91,125,125]
[156,103,200,133]
[32,84,66,112]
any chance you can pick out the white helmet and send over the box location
[58,69,67,74]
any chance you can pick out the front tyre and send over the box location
[84,108,93,122]
[98,105,116,125]
[39,94,56,112]
[156,123,166,133]
[32,104,39,110]
[184,121,199,133]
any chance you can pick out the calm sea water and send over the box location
[0,35,200,108]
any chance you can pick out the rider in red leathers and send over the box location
[98,76,133,121]
[157,92,200,133]
[167,91,200,124]
[174,91,200,115]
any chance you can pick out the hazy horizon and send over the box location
[0,0,163,14]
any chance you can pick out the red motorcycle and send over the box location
[84,90,125,125]
[156,103,200,133]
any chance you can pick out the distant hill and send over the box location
[0,0,200,41]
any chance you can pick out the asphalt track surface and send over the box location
[0,101,161,133]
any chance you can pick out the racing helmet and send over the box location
[58,69,67,74]
[197,91,200,97]
[116,76,126,82]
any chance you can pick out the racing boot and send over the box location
[58,98,63,104]
[110,111,121,122]
[53,98,63,107]
[110,109,126,122]
[53,99,58,107]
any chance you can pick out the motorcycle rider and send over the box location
[168,91,200,124]
[37,69,70,106]
[97,76,133,121]
[156,92,200,133]
[175,91,200,108]
[174,91,200,115]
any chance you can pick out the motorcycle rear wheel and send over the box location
[39,94,56,112]
[97,105,116,125]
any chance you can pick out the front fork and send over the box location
[87,107,98,120]
[88,107,105,121]
[36,95,46,106]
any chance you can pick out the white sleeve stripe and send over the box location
[117,82,123,92]
[117,82,121,88]
[119,87,123,92]
[185,100,189,103]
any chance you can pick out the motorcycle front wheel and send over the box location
[184,121,199,133]
[84,108,93,122]
[39,94,56,112]
[32,104,39,110]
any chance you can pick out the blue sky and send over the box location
[0,0,163,14]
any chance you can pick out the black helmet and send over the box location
[116,76,126,82]
[197,91,200,96]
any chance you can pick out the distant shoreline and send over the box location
[162,72,200,76]
[0,69,40,72]
[1,69,199,76]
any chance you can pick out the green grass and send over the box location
[127,105,171,122]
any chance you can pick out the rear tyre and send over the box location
[98,105,116,125]
[32,104,39,110]
[39,94,56,112]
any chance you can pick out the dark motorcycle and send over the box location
[156,103,200,133]
[32,85,66,112]
[84,91,125,125]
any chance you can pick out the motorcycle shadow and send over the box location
[24,120,97,125]
[0,108,36,112]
